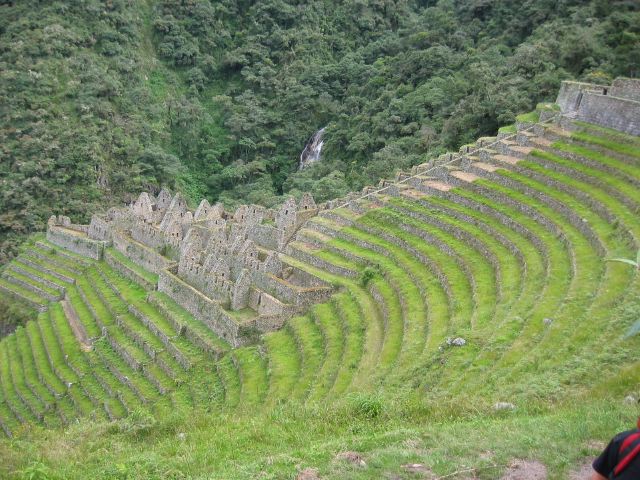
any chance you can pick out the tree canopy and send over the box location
[1,0,638,262]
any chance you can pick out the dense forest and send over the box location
[1,0,639,264]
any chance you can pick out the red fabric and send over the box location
[614,442,640,476]
[619,432,640,456]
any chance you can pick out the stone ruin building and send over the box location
[555,77,640,135]
[45,76,640,346]
[46,189,332,346]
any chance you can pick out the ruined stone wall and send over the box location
[556,80,608,113]
[575,93,640,136]
[112,231,174,274]
[247,224,278,250]
[47,226,105,260]
[88,215,112,242]
[130,223,166,250]
[611,78,640,102]
[158,269,250,347]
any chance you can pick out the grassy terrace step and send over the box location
[484,159,638,389]
[216,355,242,408]
[263,328,301,404]
[340,216,449,374]
[14,327,56,409]
[280,253,383,391]
[330,291,366,395]
[19,254,77,284]
[306,302,344,400]
[569,130,640,161]
[286,315,324,400]
[104,248,158,289]
[92,338,159,407]
[81,269,153,370]
[359,206,503,387]
[389,196,523,323]
[407,195,550,386]
[458,177,611,391]
[320,237,404,375]
[40,310,95,417]
[517,158,640,244]
[35,240,92,267]
[552,141,640,185]
[529,149,640,209]
[24,319,66,399]
[92,266,185,385]
[0,341,38,423]
[0,278,47,310]
[440,187,573,388]
[574,121,640,148]
[2,268,61,301]
[29,247,85,275]
[148,292,229,358]
[387,196,525,342]
[5,336,48,423]
[99,267,199,368]
[50,303,112,418]
[12,259,69,292]
[233,347,268,407]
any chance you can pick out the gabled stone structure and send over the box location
[556,77,640,135]
[46,189,331,346]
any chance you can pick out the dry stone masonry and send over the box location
[46,191,332,346]
[556,77,640,135]
[43,77,638,348]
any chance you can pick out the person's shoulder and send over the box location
[611,429,640,445]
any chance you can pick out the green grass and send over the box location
[516,110,540,123]
[234,347,268,407]
[21,253,78,281]
[531,149,640,206]
[552,141,640,182]
[3,269,60,298]
[574,121,640,148]
[571,130,640,160]
[498,124,517,134]
[0,278,48,306]
[2,117,640,479]
[105,248,159,286]
[287,315,325,400]
[307,303,345,400]
[6,336,47,418]
[0,341,38,423]
[330,291,366,395]
[216,356,242,408]
[12,260,68,291]
[264,329,301,404]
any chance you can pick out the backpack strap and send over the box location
[613,431,640,477]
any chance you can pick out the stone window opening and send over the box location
[603,88,608,96]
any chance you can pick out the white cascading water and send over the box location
[298,127,326,170]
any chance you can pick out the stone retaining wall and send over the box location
[576,93,640,136]
[46,227,105,260]
[158,269,248,347]
[105,250,156,291]
[112,231,174,275]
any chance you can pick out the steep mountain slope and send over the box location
[1,0,639,266]
[0,107,638,478]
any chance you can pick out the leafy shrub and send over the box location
[116,407,156,437]
[359,265,381,287]
[348,393,384,419]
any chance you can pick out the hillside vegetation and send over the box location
[0,111,638,478]
[1,0,639,264]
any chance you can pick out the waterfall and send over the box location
[298,127,326,170]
